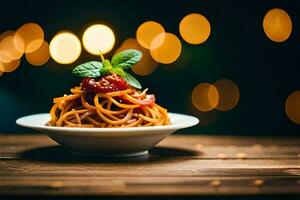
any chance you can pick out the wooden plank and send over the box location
[0,134,300,196]
[0,159,300,177]
[0,143,300,159]
[1,134,300,159]
[2,146,300,159]
[0,176,299,196]
[1,134,300,146]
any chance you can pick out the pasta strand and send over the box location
[48,87,170,127]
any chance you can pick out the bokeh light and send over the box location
[0,51,12,63]
[82,24,115,55]
[150,33,182,64]
[15,23,44,53]
[49,32,81,64]
[0,63,4,73]
[162,48,192,71]
[285,91,300,124]
[136,21,165,49]
[0,31,14,41]
[187,95,220,127]
[0,69,3,77]
[0,59,20,73]
[0,34,24,60]
[179,13,211,44]
[263,8,292,42]
[213,79,240,111]
[192,83,219,112]
[116,38,158,76]
[25,41,50,66]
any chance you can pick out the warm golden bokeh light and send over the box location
[25,41,50,66]
[0,59,20,73]
[285,91,300,124]
[0,34,24,60]
[179,13,211,44]
[16,23,44,53]
[150,33,182,64]
[116,38,158,76]
[82,24,115,55]
[136,21,165,49]
[187,95,220,127]
[49,32,81,64]
[263,8,292,42]
[162,49,191,71]
[0,51,12,63]
[214,79,240,111]
[192,83,219,112]
[0,63,4,73]
[0,31,14,41]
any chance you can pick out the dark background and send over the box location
[0,0,299,135]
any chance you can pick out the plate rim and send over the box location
[16,112,199,133]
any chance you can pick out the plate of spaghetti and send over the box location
[16,49,199,157]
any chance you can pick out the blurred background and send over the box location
[0,0,299,135]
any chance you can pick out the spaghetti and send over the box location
[48,86,170,128]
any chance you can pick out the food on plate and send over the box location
[48,49,170,128]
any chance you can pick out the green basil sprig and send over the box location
[72,49,142,89]
[72,61,103,78]
[111,49,142,69]
[124,71,142,89]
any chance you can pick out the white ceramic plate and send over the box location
[16,113,199,157]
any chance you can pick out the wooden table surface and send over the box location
[0,134,300,197]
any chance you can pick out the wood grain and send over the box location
[0,134,300,196]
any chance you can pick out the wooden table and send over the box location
[0,134,300,197]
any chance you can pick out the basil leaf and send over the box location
[99,59,111,75]
[72,61,103,78]
[124,72,142,89]
[111,49,142,69]
[103,59,111,68]
[111,67,126,77]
